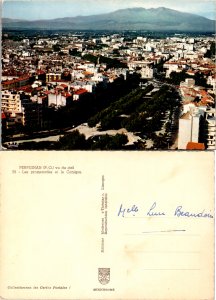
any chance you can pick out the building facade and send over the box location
[1,90,22,113]
[205,108,216,150]
[178,108,204,149]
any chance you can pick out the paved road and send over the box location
[5,124,141,146]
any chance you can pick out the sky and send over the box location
[2,0,216,20]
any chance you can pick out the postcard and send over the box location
[0,151,214,300]
[1,0,215,299]
[1,0,215,151]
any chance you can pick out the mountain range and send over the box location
[2,7,215,32]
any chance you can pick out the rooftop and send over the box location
[186,142,205,150]
[180,111,191,120]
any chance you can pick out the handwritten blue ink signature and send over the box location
[147,202,166,216]
[174,206,213,218]
[117,204,138,217]
[117,202,213,219]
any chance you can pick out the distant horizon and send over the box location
[2,6,216,22]
[3,0,216,21]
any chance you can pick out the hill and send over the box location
[2,7,215,32]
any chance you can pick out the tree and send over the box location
[52,44,61,52]
[69,48,81,57]
[152,134,168,149]
[110,133,128,149]
[58,130,87,150]
[204,42,215,58]
[168,71,188,85]
[61,72,71,81]
[82,54,127,69]
[194,73,209,87]
[89,134,128,150]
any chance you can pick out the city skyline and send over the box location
[3,0,216,20]
[2,29,215,150]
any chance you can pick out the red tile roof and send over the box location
[37,70,46,75]
[199,90,208,96]
[74,88,88,95]
[16,86,33,93]
[186,142,205,150]
[60,84,68,88]
[2,113,6,119]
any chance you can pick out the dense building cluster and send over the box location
[1,31,215,150]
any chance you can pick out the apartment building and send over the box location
[46,73,62,83]
[1,90,22,113]
[178,108,204,149]
[141,66,154,79]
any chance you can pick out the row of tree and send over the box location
[88,84,153,130]
[88,84,180,138]
[122,85,181,139]
[82,84,181,149]
[18,131,129,150]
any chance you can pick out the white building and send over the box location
[70,81,96,93]
[189,38,195,44]
[141,66,154,79]
[48,92,67,107]
[180,78,195,88]
[178,108,204,149]
[128,61,150,71]
[207,75,216,90]
[182,103,196,114]
[164,62,179,78]
[145,43,153,52]
[183,44,194,51]
[91,73,107,83]
[183,52,199,60]
[1,90,22,113]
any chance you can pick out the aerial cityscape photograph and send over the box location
[1,0,216,150]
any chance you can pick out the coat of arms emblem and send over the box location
[98,268,110,285]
